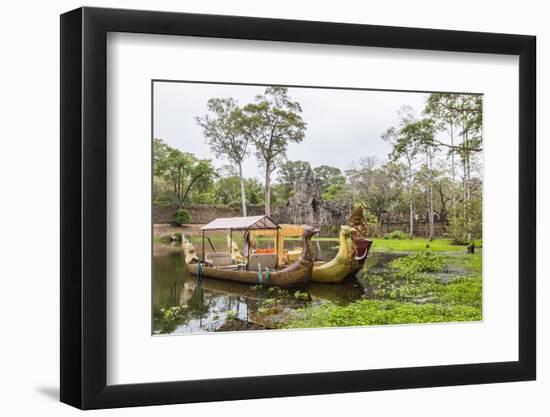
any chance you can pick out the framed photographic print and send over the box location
[60,6,536,409]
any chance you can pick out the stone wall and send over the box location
[153,203,445,237]
[154,203,351,227]
[153,204,239,224]
[370,221,446,238]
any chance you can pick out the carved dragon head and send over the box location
[340,225,357,237]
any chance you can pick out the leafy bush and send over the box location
[390,250,444,277]
[173,208,191,225]
[384,230,409,240]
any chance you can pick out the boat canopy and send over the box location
[250,224,304,238]
[201,215,280,231]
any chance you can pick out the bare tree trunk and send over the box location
[181,173,204,208]
[407,157,414,239]
[409,197,414,239]
[450,124,457,231]
[461,118,469,243]
[264,161,271,216]
[465,152,472,242]
[238,163,247,217]
[463,124,472,242]
[427,150,435,241]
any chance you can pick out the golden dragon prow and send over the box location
[311,225,356,283]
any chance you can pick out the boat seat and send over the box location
[248,253,277,270]
[205,252,233,267]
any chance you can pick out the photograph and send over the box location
[152,81,483,335]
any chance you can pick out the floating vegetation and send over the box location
[284,299,481,329]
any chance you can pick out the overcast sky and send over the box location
[153,82,428,180]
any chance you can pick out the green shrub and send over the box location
[384,230,409,240]
[173,208,191,225]
[390,250,444,277]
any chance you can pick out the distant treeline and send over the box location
[153,88,482,243]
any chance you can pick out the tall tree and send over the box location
[400,118,437,241]
[425,94,459,233]
[345,158,402,226]
[313,165,346,201]
[241,87,307,216]
[153,138,216,209]
[383,106,420,239]
[424,93,482,242]
[277,160,312,201]
[196,97,250,216]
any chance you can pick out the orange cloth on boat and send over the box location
[254,248,276,254]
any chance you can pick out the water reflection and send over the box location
[153,240,402,334]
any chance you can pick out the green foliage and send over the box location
[241,87,307,214]
[213,175,264,207]
[157,305,190,333]
[448,198,483,244]
[368,272,440,302]
[284,299,481,329]
[293,290,310,301]
[196,97,252,213]
[313,165,346,201]
[346,158,406,224]
[390,250,444,276]
[384,230,409,240]
[153,138,217,207]
[173,208,191,226]
[372,238,467,252]
[278,160,312,196]
[195,97,249,165]
[283,239,482,330]
[434,276,482,309]
[442,252,482,273]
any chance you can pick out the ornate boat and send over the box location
[310,207,373,283]
[349,237,373,275]
[311,225,356,283]
[347,206,373,276]
[183,221,319,288]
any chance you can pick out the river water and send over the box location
[153,239,402,335]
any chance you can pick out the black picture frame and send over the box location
[60,6,536,410]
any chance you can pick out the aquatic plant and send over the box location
[284,299,481,329]
[293,290,310,301]
[434,276,482,308]
[390,250,444,277]
[156,305,191,333]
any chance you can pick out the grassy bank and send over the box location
[284,241,482,329]
[372,238,482,253]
